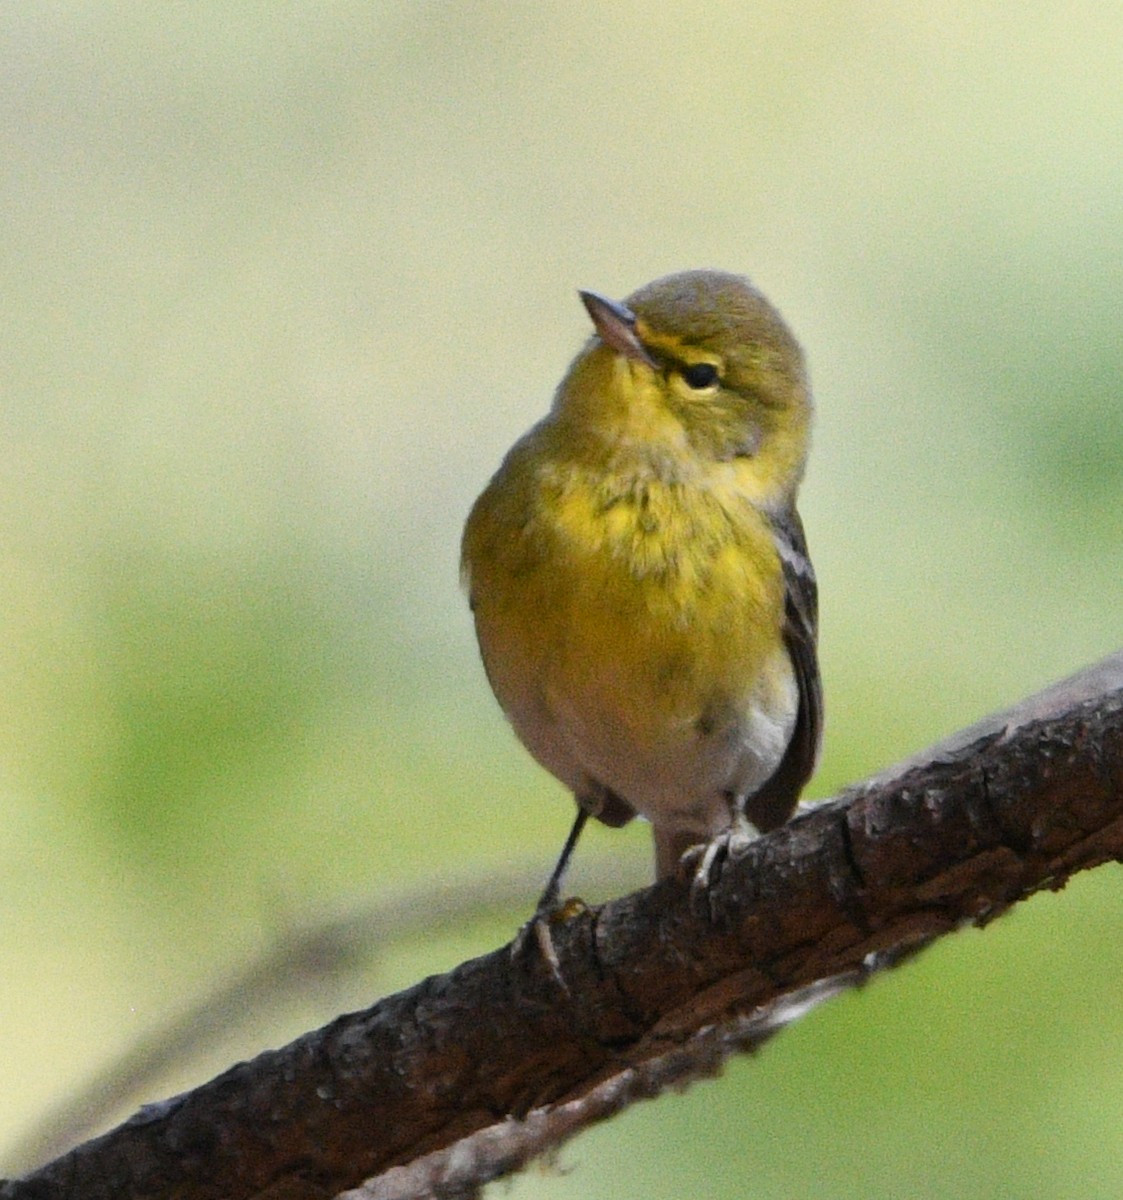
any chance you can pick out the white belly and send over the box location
[496,639,798,842]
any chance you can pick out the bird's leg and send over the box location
[510,806,591,989]
[689,801,762,910]
[534,805,589,915]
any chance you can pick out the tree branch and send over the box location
[5,857,648,1172]
[4,651,1123,1200]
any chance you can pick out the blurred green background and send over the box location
[2,3,1122,1196]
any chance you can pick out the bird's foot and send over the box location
[685,816,761,915]
[510,896,588,991]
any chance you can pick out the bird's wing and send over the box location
[743,506,823,831]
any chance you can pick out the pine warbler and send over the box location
[462,270,821,906]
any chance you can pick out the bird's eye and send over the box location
[681,363,719,389]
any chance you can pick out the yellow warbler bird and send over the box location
[462,270,821,908]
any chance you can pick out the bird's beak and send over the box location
[579,290,658,368]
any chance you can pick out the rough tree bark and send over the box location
[4,651,1122,1200]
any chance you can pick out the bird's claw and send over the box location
[510,897,588,991]
[686,818,760,916]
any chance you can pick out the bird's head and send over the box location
[554,270,812,505]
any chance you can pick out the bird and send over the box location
[461,269,821,911]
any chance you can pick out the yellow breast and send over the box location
[462,425,787,764]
